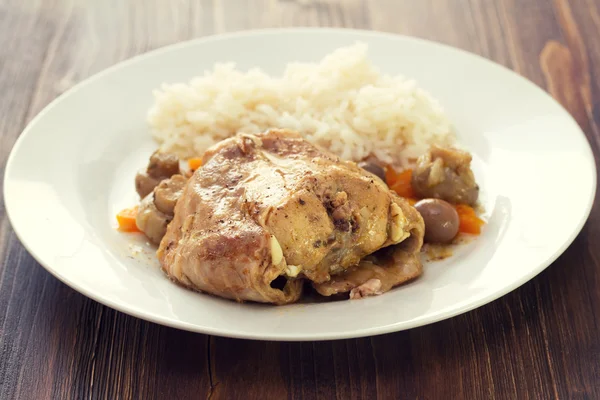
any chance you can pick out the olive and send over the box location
[414,199,459,244]
[358,161,386,183]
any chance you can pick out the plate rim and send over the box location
[4,27,597,341]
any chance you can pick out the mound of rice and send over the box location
[148,43,454,167]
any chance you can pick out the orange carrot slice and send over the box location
[385,166,399,187]
[455,204,484,235]
[116,206,141,232]
[188,157,203,171]
[389,169,415,198]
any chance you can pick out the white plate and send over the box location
[4,28,596,341]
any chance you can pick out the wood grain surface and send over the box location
[1,0,599,399]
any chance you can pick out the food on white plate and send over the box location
[135,151,180,198]
[413,199,459,244]
[148,43,453,168]
[116,44,485,305]
[411,145,479,206]
[158,129,424,304]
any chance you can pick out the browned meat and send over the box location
[136,174,186,244]
[157,129,424,304]
[349,279,383,299]
[357,161,386,183]
[411,145,479,205]
[321,247,422,298]
[313,199,423,298]
[135,151,181,198]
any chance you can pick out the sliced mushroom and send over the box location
[135,172,161,198]
[411,146,479,206]
[135,151,182,198]
[136,194,170,245]
[154,175,187,214]
[147,151,180,179]
[136,174,188,244]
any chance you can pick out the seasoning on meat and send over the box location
[157,129,424,304]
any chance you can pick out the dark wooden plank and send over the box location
[539,1,600,398]
[0,1,214,399]
[0,2,65,399]
[1,0,599,399]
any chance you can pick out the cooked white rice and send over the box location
[148,43,454,167]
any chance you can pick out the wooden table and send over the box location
[1,0,599,398]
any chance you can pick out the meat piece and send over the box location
[411,145,479,205]
[313,197,423,298]
[158,129,424,304]
[313,243,423,299]
[136,174,186,244]
[357,161,386,183]
[135,151,181,198]
[349,279,383,299]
